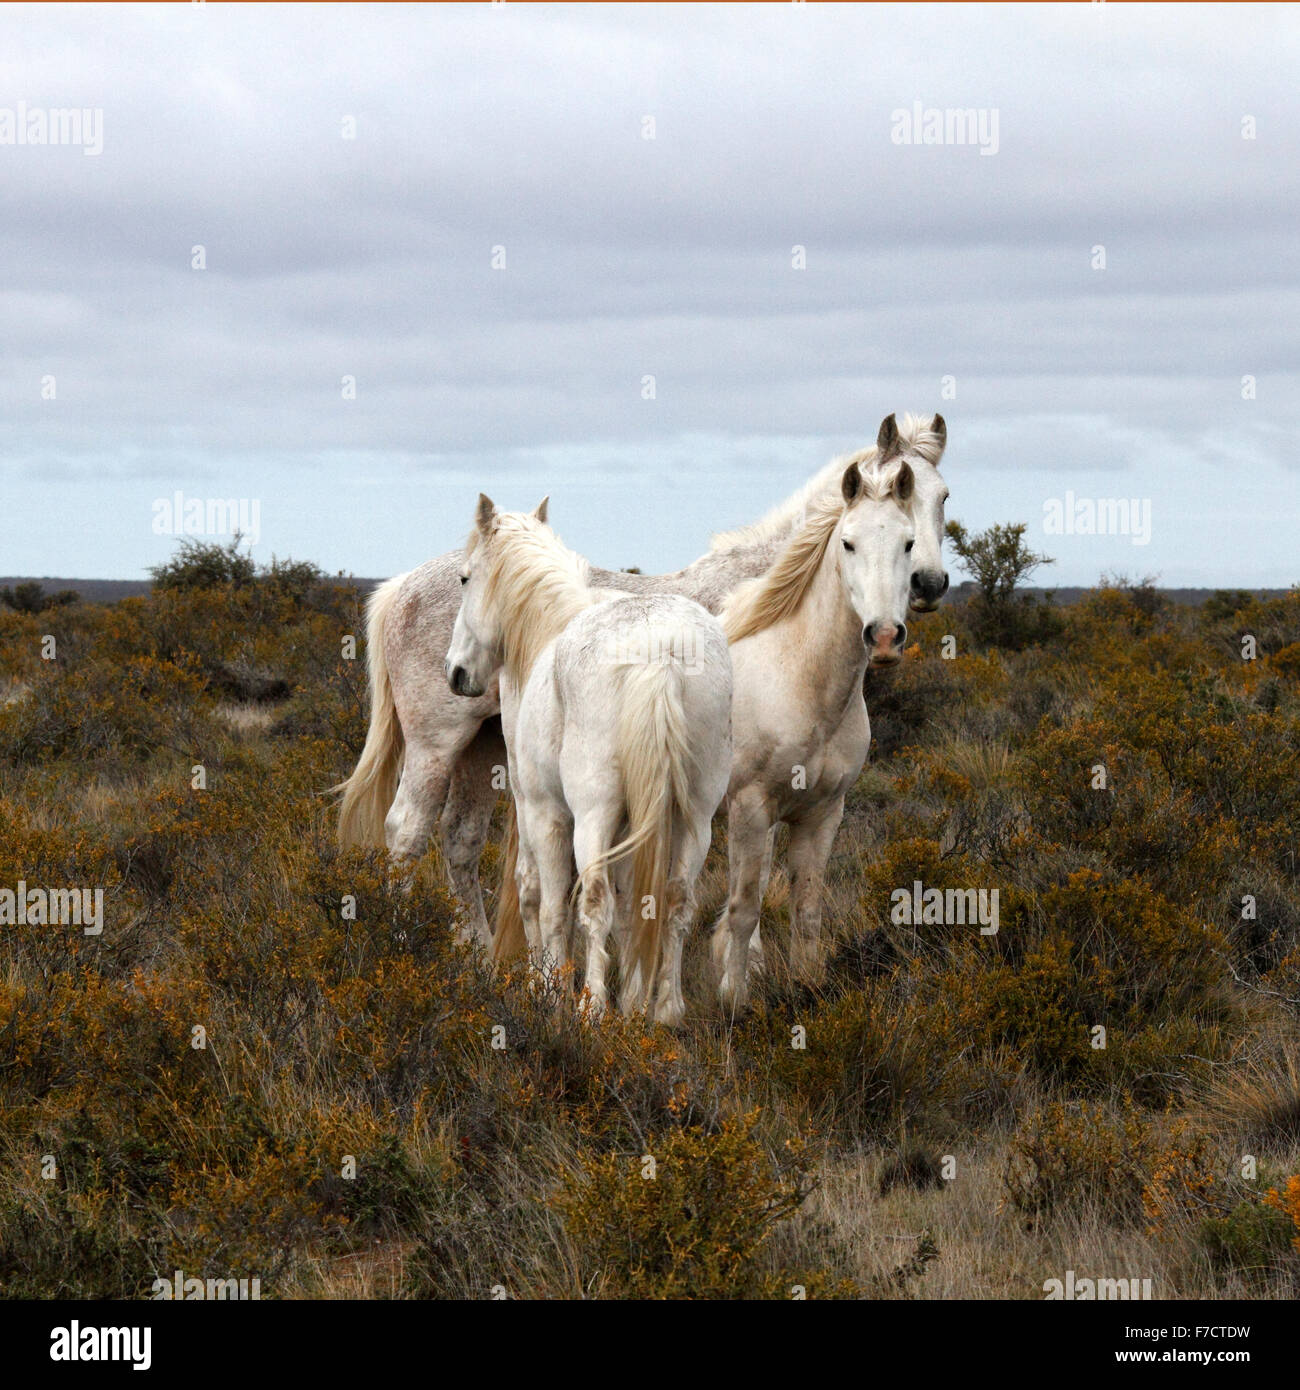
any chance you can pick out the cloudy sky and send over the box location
[1,2,1296,586]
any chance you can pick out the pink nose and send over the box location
[863,621,905,663]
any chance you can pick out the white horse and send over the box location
[335,413,950,946]
[443,495,733,1025]
[713,446,918,1006]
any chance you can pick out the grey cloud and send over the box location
[1,3,1296,584]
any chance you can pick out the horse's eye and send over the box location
[842,540,855,553]
[905,540,914,553]
[459,574,468,586]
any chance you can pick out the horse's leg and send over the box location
[710,821,775,980]
[520,799,574,978]
[654,821,710,1028]
[439,718,505,948]
[610,860,639,1000]
[747,822,778,973]
[511,801,543,956]
[713,791,771,1011]
[384,746,451,867]
[389,644,498,922]
[785,797,845,985]
[572,806,620,1018]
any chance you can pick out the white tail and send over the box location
[581,655,698,1010]
[335,574,407,847]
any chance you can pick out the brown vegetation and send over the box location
[2,567,1298,1298]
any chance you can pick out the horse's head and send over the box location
[445,493,549,698]
[876,412,950,612]
[835,456,915,668]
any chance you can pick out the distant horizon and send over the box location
[4,572,1290,607]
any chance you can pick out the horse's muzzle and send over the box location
[446,662,483,698]
[864,621,906,666]
[909,570,949,613]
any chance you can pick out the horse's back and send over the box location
[557,593,730,698]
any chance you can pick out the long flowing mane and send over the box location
[709,412,945,555]
[469,515,593,684]
[721,458,909,644]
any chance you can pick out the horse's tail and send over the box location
[334,574,407,847]
[491,801,529,966]
[583,657,696,1011]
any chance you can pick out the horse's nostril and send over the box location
[896,623,908,648]
[940,573,950,596]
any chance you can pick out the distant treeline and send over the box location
[1,575,1292,609]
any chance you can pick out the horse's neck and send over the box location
[786,549,871,725]
[584,467,840,613]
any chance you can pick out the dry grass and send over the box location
[1,577,1299,1298]
[213,701,276,735]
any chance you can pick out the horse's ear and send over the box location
[893,461,915,503]
[931,414,947,452]
[841,462,863,504]
[877,413,901,461]
[475,493,497,533]
[532,496,549,524]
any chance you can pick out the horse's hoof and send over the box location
[717,978,749,1014]
[789,946,826,987]
[655,1000,686,1029]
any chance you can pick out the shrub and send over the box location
[148,536,326,607]
[1201,1196,1297,1285]
[1004,1100,1217,1228]
[150,537,258,590]
[754,981,964,1145]
[0,654,213,767]
[1201,590,1254,625]
[944,521,1059,649]
[878,1146,944,1196]
[1264,1175,1300,1254]
[554,1115,856,1299]
[1,581,78,613]
[945,521,1053,607]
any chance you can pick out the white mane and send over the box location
[471,513,594,685]
[721,456,913,643]
[709,413,946,554]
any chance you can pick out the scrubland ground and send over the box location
[2,570,1299,1299]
